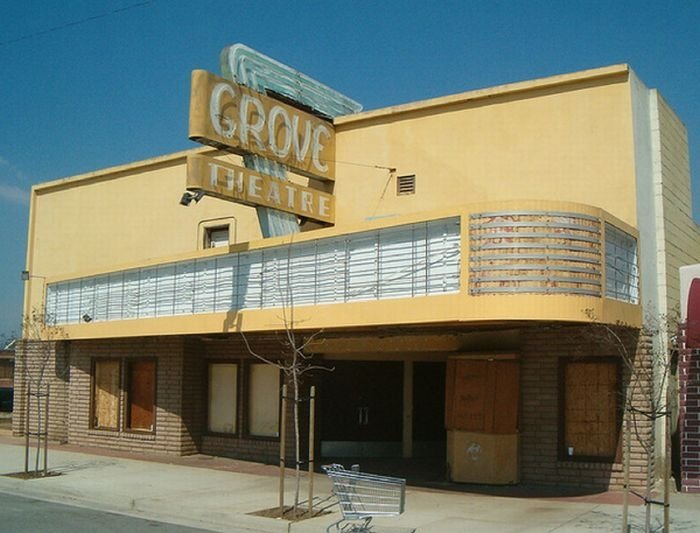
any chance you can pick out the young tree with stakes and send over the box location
[583,310,676,533]
[240,248,330,518]
[19,307,66,477]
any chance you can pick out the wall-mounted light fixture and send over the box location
[21,270,45,281]
[179,190,205,206]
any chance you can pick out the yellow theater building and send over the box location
[16,53,700,490]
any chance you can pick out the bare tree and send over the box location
[583,310,676,533]
[240,246,330,518]
[1,331,18,347]
[19,307,67,477]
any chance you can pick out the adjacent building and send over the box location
[0,341,14,412]
[16,60,700,490]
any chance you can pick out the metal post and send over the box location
[308,386,316,515]
[279,384,287,515]
[24,384,30,474]
[34,386,41,474]
[621,409,631,533]
[43,384,50,476]
[663,378,671,532]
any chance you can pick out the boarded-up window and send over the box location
[127,359,156,431]
[0,361,13,379]
[563,360,619,459]
[248,364,280,437]
[208,363,238,434]
[445,358,519,434]
[93,359,120,429]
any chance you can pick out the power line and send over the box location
[0,1,157,48]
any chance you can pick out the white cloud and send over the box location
[0,183,29,206]
[0,154,30,183]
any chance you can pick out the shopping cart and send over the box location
[322,463,406,532]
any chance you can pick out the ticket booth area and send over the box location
[445,355,520,484]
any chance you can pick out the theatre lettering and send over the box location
[189,70,336,181]
[186,155,334,223]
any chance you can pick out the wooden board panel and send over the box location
[564,361,617,457]
[492,361,519,434]
[94,359,119,429]
[128,359,155,431]
[446,359,486,431]
[445,358,519,434]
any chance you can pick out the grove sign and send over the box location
[189,70,336,181]
[186,155,334,224]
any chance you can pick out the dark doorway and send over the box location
[413,361,446,457]
[320,360,403,457]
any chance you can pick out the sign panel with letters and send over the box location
[189,70,336,181]
[186,155,334,224]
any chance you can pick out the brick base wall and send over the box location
[519,326,654,491]
[679,347,700,492]
[180,338,204,455]
[15,325,659,491]
[198,336,314,467]
[12,340,70,443]
[67,337,194,456]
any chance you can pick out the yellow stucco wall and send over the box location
[24,65,658,339]
[24,149,263,316]
[333,65,638,229]
[45,199,641,340]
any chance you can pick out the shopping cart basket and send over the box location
[322,463,406,532]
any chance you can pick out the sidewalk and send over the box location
[0,432,698,532]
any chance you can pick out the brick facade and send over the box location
[679,347,700,492]
[12,340,70,443]
[196,336,313,467]
[67,337,194,455]
[519,326,654,490]
[15,324,657,491]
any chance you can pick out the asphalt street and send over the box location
[0,492,217,532]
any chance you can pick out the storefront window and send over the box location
[126,359,156,431]
[92,359,120,430]
[248,363,280,437]
[208,363,238,434]
[91,357,157,432]
[562,359,619,460]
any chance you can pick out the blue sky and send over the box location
[0,0,698,338]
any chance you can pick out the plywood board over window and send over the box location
[562,359,619,460]
[93,359,120,429]
[445,357,519,434]
[127,359,156,431]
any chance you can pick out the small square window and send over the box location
[397,175,416,196]
[205,226,229,248]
